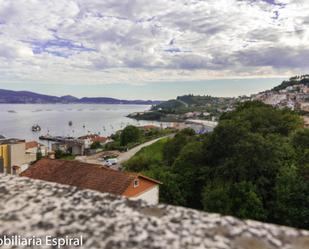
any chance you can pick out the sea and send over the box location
[0,104,170,143]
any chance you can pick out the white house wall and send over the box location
[130,186,159,205]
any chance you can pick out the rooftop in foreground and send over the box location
[0,174,308,249]
[20,159,161,197]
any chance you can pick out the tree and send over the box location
[120,125,141,146]
[291,129,309,168]
[171,141,205,208]
[274,165,309,229]
[144,167,185,205]
[202,108,296,216]
[291,129,309,152]
[163,128,195,166]
[36,151,42,161]
[90,141,101,149]
[55,149,64,159]
[202,181,267,220]
[122,101,308,229]
[220,101,303,136]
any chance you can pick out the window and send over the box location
[133,179,139,188]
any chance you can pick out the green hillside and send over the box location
[272,75,309,92]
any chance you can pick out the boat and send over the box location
[32,124,41,132]
[68,121,73,126]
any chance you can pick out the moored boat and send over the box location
[32,124,41,132]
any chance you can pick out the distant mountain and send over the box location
[0,89,162,105]
[59,95,80,103]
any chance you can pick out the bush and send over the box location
[120,125,141,146]
[202,182,267,220]
[90,141,101,149]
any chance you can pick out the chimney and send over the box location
[48,152,55,160]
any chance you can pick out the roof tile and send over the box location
[21,159,135,195]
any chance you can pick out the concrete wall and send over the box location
[24,153,37,164]
[71,145,84,155]
[9,143,26,170]
[0,142,28,174]
[131,185,159,205]
[26,147,38,154]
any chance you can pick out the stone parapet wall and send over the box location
[0,174,308,249]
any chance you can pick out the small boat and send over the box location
[32,124,41,132]
[68,121,73,126]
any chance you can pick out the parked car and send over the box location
[104,158,118,167]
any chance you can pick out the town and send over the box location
[1,76,309,207]
[250,75,309,127]
[1,0,309,247]
[0,120,214,205]
[129,76,309,128]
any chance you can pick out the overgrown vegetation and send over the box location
[55,149,76,160]
[90,141,103,149]
[124,101,308,229]
[105,125,174,151]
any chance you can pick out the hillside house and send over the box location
[0,138,32,175]
[52,139,85,156]
[26,141,48,157]
[78,134,109,149]
[21,159,161,205]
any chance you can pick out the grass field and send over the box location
[123,137,168,172]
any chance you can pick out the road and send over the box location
[117,135,173,164]
[76,134,174,170]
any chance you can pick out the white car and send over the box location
[104,158,118,167]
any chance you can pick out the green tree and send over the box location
[120,125,141,146]
[291,129,309,152]
[122,101,307,229]
[144,167,185,205]
[171,140,205,208]
[274,165,309,229]
[202,181,267,220]
[55,149,64,159]
[163,128,195,166]
[90,141,101,149]
[36,151,42,161]
[220,101,303,136]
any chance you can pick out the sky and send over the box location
[0,0,308,100]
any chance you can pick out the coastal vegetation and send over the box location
[272,74,309,92]
[128,94,237,122]
[104,125,174,151]
[124,101,309,229]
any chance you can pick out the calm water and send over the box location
[0,104,167,142]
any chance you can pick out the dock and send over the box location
[39,135,75,142]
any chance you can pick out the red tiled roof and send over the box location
[21,159,136,195]
[79,134,108,143]
[139,125,159,130]
[92,136,107,143]
[126,172,162,185]
[26,141,39,150]
[79,134,98,139]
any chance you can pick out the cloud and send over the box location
[0,0,308,85]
